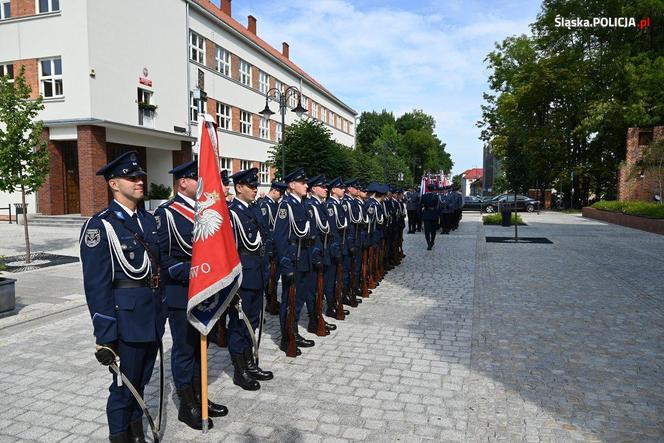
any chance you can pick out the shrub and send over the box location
[0,256,5,273]
[483,213,525,225]
[148,183,172,200]
[591,200,664,219]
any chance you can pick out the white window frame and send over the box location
[39,57,63,98]
[220,157,233,174]
[276,122,283,141]
[37,0,59,14]
[302,96,309,111]
[189,31,205,64]
[259,163,269,184]
[240,110,252,135]
[288,89,297,108]
[259,116,270,139]
[240,160,252,171]
[0,62,14,81]
[275,80,283,95]
[312,102,318,120]
[137,88,154,127]
[1,0,10,19]
[239,59,251,86]
[215,46,230,76]
[216,102,231,130]
[190,91,206,122]
[259,71,268,94]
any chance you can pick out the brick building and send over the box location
[618,126,664,202]
[0,0,356,216]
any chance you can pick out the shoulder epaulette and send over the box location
[93,208,111,219]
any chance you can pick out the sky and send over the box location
[221,0,543,176]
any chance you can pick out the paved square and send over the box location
[0,212,662,442]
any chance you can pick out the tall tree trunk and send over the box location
[21,183,31,264]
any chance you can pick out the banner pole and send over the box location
[200,333,209,433]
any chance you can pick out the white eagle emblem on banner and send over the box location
[192,178,223,242]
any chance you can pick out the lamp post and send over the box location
[259,85,307,178]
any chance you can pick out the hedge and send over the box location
[483,213,525,225]
[591,200,664,219]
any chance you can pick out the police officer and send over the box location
[452,186,464,230]
[227,168,274,389]
[342,179,364,304]
[154,160,227,431]
[304,174,337,332]
[259,180,287,313]
[80,151,166,443]
[420,183,440,250]
[273,168,319,355]
[439,186,455,235]
[405,187,420,234]
[365,183,386,284]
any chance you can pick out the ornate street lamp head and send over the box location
[259,100,275,118]
[292,99,307,118]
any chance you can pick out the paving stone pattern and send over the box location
[0,212,662,442]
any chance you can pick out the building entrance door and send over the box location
[62,142,80,214]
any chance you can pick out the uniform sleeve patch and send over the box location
[278,208,288,219]
[261,207,267,216]
[368,207,375,214]
[328,208,334,216]
[85,229,101,247]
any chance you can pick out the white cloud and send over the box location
[237,0,537,174]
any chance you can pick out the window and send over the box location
[38,0,59,13]
[325,109,330,124]
[275,80,283,94]
[312,102,318,120]
[189,31,205,64]
[137,88,154,127]
[302,95,309,111]
[0,63,13,81]
[190,91,206,122]
[1,0,10,19]
[239,59,251,86]
[259,116,269,139]
[240,160,252,171]
[333,114,337,128]
[288,90,297,108]
[220,157,233,174]
[276,122,283,141]
[259,71,268,94]
[259,163,269,184]
[40,58,63,98]
[215,46,230,76]
[216,102,231,130]
[240,110,252,135]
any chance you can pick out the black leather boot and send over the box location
[177,385,213,431]
[109,431,130,443]
[127,420,146,443]
[295,333,315,347]
[325,321,337,331]
[231,354,260,390]
[279,333,302,355]
[243,349,274,380]
[192,376,228,417]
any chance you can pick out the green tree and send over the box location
[395,109,435,135]
[0,68,49,263]
[452,174,462,189]
[355,110,395,152]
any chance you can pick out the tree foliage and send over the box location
[479,0,664,207]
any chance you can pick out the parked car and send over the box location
[463,195,487,211]
[483,194,540,213]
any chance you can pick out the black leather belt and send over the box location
[239,246,265,256]
[289,238,315,247]
[113,279,149,289]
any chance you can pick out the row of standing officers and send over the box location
[79,151,407,442]
[405,184,464,250]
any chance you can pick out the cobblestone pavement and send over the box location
[0,212,662,442]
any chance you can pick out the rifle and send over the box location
[335,259,345,321]
[361,248,369,298]
[349,251,358,307]
[286,277,297,357]
[373,243,381,283]
[315,268,328,336]
[266,257,279,315]
[368,245,376,289]
[213,311,228,348]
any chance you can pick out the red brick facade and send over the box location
[77,126,108,217]
[619,126,664,201]
[12,0,36,17]
[38,129,65,215]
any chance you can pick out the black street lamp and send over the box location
[259,85,306,178]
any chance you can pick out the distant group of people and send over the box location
[404,184,464,250]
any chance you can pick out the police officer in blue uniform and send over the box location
[342,179,364,304]
[273,168,319,355]
[153,160,226,431]
[438,186,455,235]
[80,151,166,443]
[325,177,353,317]
[259,180,287,312]
[421,183,440,249]
[227,168,275,389]
[304,174,337,332]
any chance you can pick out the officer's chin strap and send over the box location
[98,344,163,443]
